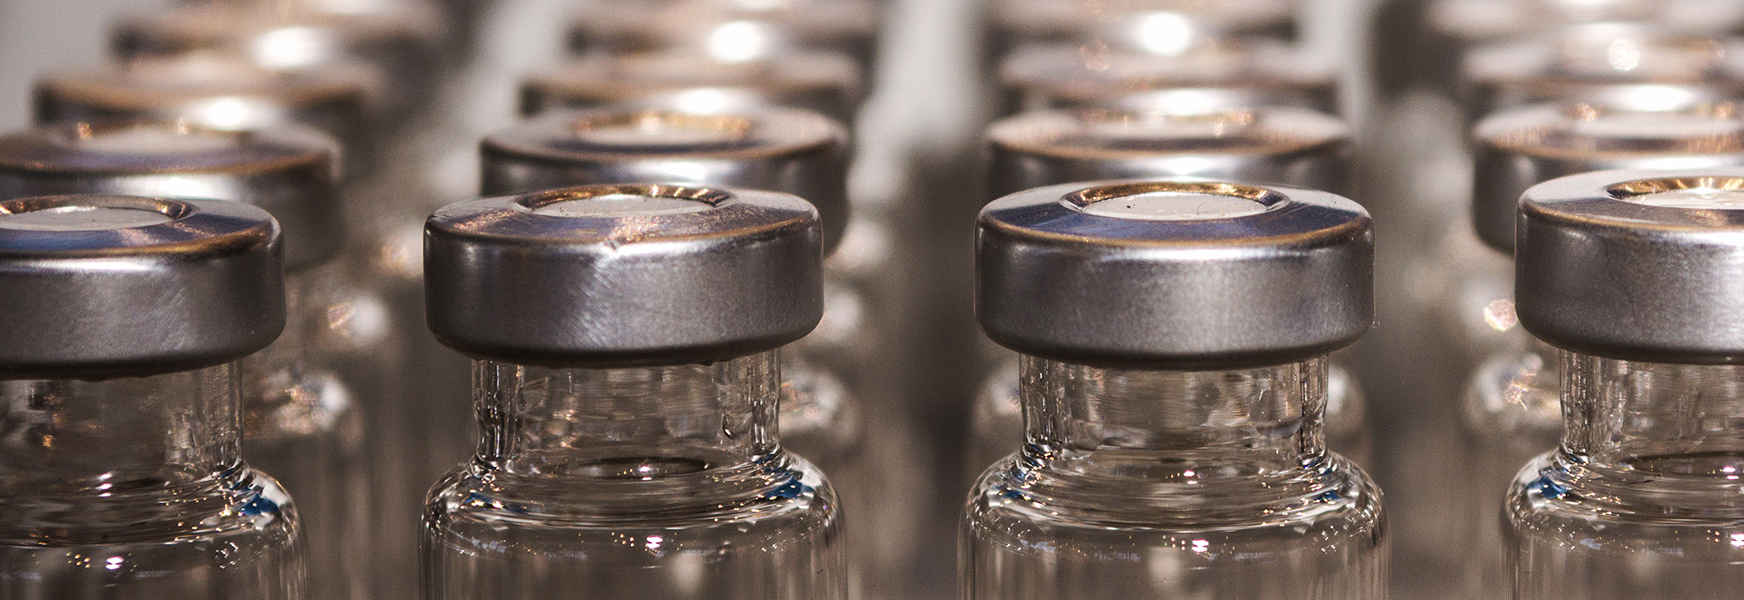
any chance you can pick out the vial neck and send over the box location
[473,351,782,479]
[236,263,339,435]
[1560,352,1744,477]
[0,366,243,497]
[1020,355,1328,482]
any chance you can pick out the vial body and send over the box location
[1507,354,1744,598]
[0,367,304,599]
[962,357,1385,600]
[422,354,844,600]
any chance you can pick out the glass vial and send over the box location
[1459,24,1744,120]
[0,194,300,599]
[970,106,1369,478]
[964,179,1385,600]
[565,0,881,73]
[1506,167,1744,597]
[421,183,844,600]
[518,49,864,125]
[995,39,1337,117]
[0,121,382,600]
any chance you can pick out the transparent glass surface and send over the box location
[1507,354,1744,598]
[239,260,383,600]
[423,352,844,600]
[1456,336,1560,599]
[963,356,1384,600]
[0,366,304,599]
[967,353,1373,480]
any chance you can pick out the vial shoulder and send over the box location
[1509,453,1744,557]
[0,464,300,548]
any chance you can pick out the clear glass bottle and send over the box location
[421,183,844,600]
[969,106,1371,479]
[1436,102,1744,599]
[0,121,383,600]
[1506,167,1744,597]
[0,194,301,599]
[964,180,1385,600]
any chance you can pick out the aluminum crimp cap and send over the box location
[425,183,823,367]
[985,106,1351,200]
[0,194,285,380]
[480,106,850,254]
[1472,101,1744,252]
[1517,168,1744,364]
[1461,24,1744,117]
[566,0,879,68]
[518,49,864,125]
[998,40,1337,116]
[0,121,344,270]
[33,51,373,164]
[992,0,1299,50]
[978,179,1373,369]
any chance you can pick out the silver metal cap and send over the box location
[111,2,447,120]
[0,194,284,379]
[1472,102,1744,252]
[33,52,374,173]
[0,121,344,270]
[480,107,850,253]
[567,0,879,69]
[998,41,1338,116]
[985,106,1352,199]
[978,179,1373,368]
[991,0,1299,52]
[1430,0,1744,47]
[1461,24,1744,117]
[519,50,864,125]
[1517,168,1744,364]
[426,184,823,367]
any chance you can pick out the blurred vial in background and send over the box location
[1507,167,1744,597]
[996,39,1339,117]
[0,194,302,599]
[518,49,864,125]
[982,0,1299,66]
[968,106,1371,480]
[421,184,843,600]
[566,0,882,73]
[1441,101,1744,599]
[1459,24,1744,121]
[0,121,388,600]
[964,180,1383,600]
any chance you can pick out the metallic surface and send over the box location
[985,105,1352,199]
[480,106,851,252]
[997,40,1338,116]
[978,179,1372,368]
[33,51,374,173]
[1472,101,1744,252]
[519,49,863,125]
[425,183,822,367]
[566,0,880,71]
[988,0,1298,54]
[0,194,284,379]
[1517,168,1744,363]
[0,121,344,269]
[110,2,448,120]
[1460,24,1744,119]
[1430,0,1744,48]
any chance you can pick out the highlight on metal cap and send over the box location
[985,106,1351,199]
[1430,0,1744,48]
[426,183,823,367]
[997,40,1338,116]
[0,120,344,270]
[991,0,1298,53]
[1472,101,1744,252]
[0,194,284,380]
[977,179,1373,369]
[519,49,864,124]
[1461,24,1744,117]
[566,0,879,68]
[33,51,374,172]
[480,106,850,253]
[1516,168,1744,364]
[110,2,448,119]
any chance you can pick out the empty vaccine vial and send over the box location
[996,39,1339,117]
[1443,101,1744,600]
[965,180,1384,600]
[566,0,881,72]
[1506,167,1744,597]
[518,49,864,125]
[421,184,843,600]
[0,194,300,599]
[0,122,385,600]
[1459,24,1744,120]
[970,107,1370,477]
